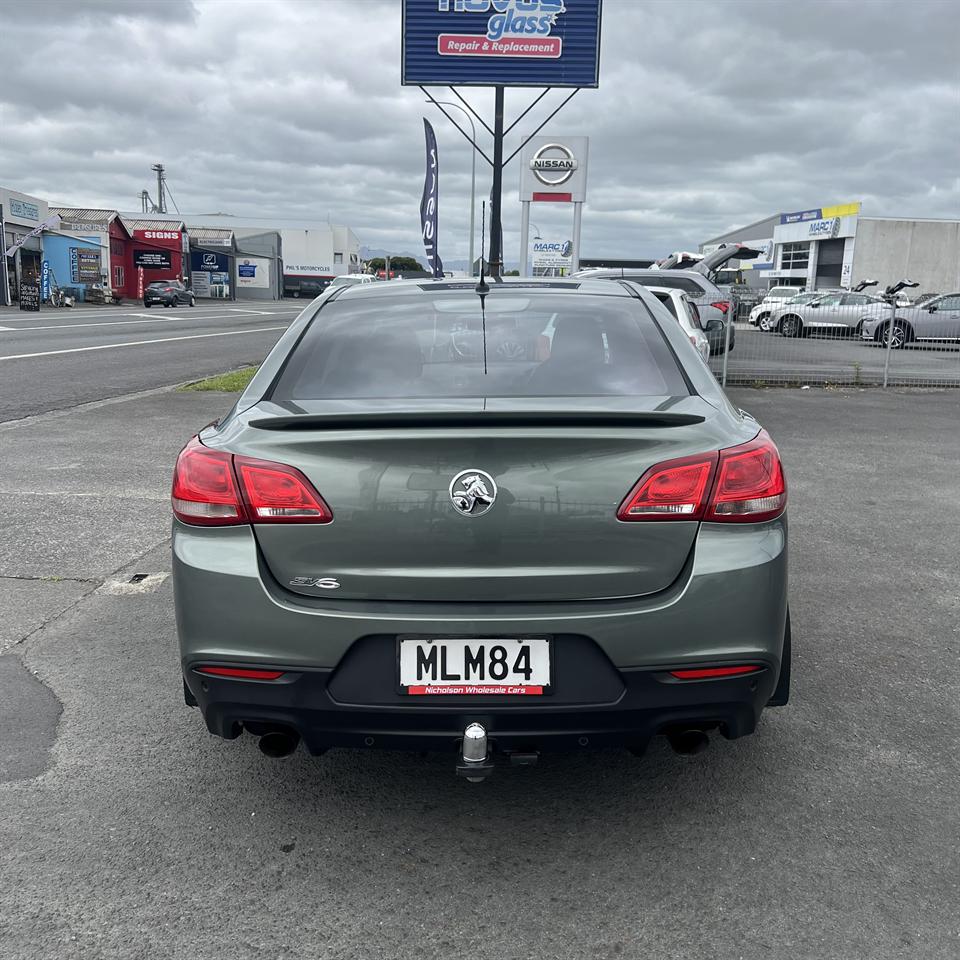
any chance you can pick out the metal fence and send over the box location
[707,291,960,389]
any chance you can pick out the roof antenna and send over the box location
[475,201,489,300]
[476,201,489,374]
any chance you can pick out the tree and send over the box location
[366,257,425,273]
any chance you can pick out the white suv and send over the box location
[748,286,806,327]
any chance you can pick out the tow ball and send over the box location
[456,723,495,782]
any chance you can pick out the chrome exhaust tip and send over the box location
[666,728,710,756]
[258,730,301,759]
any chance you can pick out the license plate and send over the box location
[399,638,550,695]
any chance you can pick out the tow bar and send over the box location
[456,722,495,782]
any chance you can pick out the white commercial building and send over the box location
[702,202,960,296]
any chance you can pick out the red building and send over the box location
[124,218,189,293]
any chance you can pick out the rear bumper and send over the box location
[173,517,788,751]
[187,661,774,754]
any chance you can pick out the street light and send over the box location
[528,222,543,276]
[426,100,476,276]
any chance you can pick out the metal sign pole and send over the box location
[488,86,505,278]
[571,202,582,275]
[519,201,531,277]
[882,297,896,388]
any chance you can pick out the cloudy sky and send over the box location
[1,0,958,264]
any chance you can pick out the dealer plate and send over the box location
[399,638,550,695]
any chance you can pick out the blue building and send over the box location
[42,229,108,301]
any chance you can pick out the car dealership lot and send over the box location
[711,322,960,386]
[0,384,957,960]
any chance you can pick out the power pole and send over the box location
[151,164,167,214]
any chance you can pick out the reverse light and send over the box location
[172,437,333,526]
[706,430,786,523]
[195,666,285,680]
[235,457,333,523]
[670,665,762,680]
[618,431,786,523]
[172,438,245,526]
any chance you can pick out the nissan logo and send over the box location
[530,143,578,186]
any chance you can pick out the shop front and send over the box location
[42,230,108,302]
[189,228,235,299]
[2,186,52,305]
[125,220,188,296]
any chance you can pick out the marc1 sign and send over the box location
[402,0,602,88]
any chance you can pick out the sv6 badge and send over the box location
[289,577,341,590]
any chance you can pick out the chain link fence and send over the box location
[706,289,960,388]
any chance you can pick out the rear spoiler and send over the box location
[249,410,706,430]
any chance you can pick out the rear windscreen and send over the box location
[270,292,689,401]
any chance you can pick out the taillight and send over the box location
[172,438,245,525]
[618,431,786,523]
[617,453,718,521]
[711,301,730,315]
[172,437,332,526]
[235,457,332,523]
[706,430,786,523]
[195,665,285,680]
[670,665,762,680]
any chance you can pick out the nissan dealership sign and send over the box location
[519,135,588,202]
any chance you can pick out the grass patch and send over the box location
[179,367,258,393]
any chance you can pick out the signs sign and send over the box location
[137,267,144,299]
[19,283,40,311]
[41,260,50,300]
[133,229,182,242]
[70,247,102,283]
[420,119,444,279]
[133,249,172,270]
[402,0,602,87]
[237,257,270,288]
[519,135,588,202]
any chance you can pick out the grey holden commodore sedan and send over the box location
[172,278,789,777]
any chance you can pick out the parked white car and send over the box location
[748,286,806,327]
[646,286,711,361]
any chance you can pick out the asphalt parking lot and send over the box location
[1,382,957,960]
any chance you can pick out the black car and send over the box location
[144,280,195,308]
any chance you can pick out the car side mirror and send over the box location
[705,318,724,332]
[928,304,937,312]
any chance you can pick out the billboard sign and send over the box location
[133,249,172,270]
[402,0,602,87]
[238,257,270,288]
[70,247,102,283]
[531,237,573,270]
[519,135,588,202]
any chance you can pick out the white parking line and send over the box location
[0,318,176,332]
[0,326,287,361]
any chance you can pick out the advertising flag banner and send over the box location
[420,118,444,279]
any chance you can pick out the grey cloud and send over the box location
[0,0,957,263]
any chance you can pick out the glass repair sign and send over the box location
[402,0,602,87]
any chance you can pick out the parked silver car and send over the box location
[758,292,822,331]
[860,292,960,348]
[775,292,886,338]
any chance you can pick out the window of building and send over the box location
[111,239,124,257]
[113,265,124,289]
[334,252,343,264]
[780,242,810,270]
